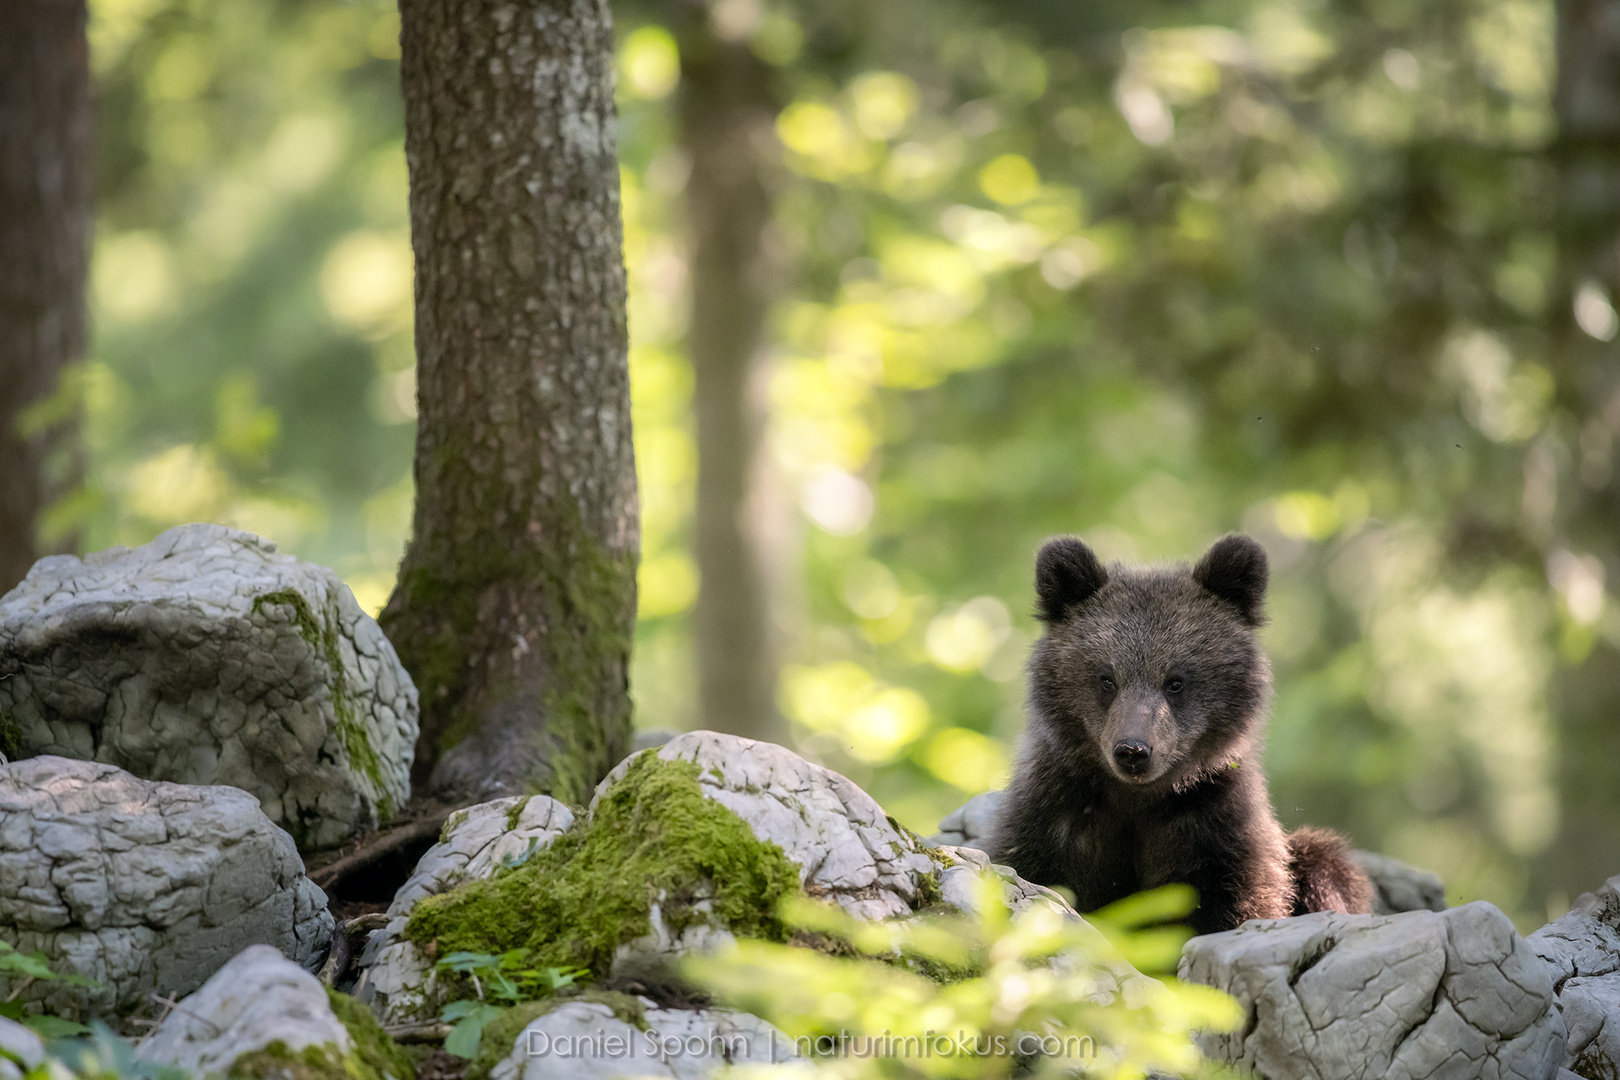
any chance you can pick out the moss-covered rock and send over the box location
[327,990,415,1080]
[136,947,403,1080]
[403,753,799,972]
[0,524,418,850]
[356,732,1023,1029]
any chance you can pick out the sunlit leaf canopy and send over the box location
[76,0,1620,929]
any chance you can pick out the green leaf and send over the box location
[24,1015,93,1040]
[545,967,586,989]
[0,943,59,981]
[439,999,482,1022]
[442,1005,500,1059]
[437,951,501,974]
[1089,883,1199,930]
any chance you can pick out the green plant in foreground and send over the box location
[0,942,96,1039]
[433,951,588,1058]
[0,1019,189,1080]
[684,874,1244,1080]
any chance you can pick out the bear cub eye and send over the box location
[1164,676,1185,695]
[1098,673,1116,692]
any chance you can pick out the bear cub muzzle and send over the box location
[988,533,1373,935]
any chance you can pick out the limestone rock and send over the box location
[0,524,417,849]
[927,789,1003,849]
[1529,872,1620,1078]
[1181,901,1565,1080]
[388,796,576,917]
[600,732,938,922]
[355,795,574,1025]
[487,1000,793,1080]
[935,843,1078,919]
[0,756,333,1018]
[1355,850,1447,915]
[136,946,350,1076]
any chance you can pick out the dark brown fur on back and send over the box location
[989,534,1372,935]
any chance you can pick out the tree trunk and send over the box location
[1542,0,1620,895]
[382,0,639,803]
[680,16,783,742]
[1553,0,1620,371]
[0,0,89,594]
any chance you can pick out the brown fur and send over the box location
[989,534,1373,935]
[1287,826,1374,916]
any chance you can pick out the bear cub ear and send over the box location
[1035,536,1108,623]
[1194,533,1268,626]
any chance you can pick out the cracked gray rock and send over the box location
[0,756,333,1019]
[486,1000,794,1080]
[926,789,1003,850]
[1355,850,1447,916]
[0,523,418,850]
[354,795,575,1025]
[1181,901,1565,1080]
[136,945,351,1077]
[928,789,1447,916]
[1529,872,1620,1078]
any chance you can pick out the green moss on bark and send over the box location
[402,755,798,974]
[384,513,636,805]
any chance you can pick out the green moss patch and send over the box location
[328,990,415,1080]
[227,996,414,1080]
[0,711,20,760]
[253,588,391,819]
[465,990,647,1080]
[403,754,800,975]
[229,1040,348,1080]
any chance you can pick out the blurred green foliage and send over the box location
[685,875,1242,1078]
[75,0,1620,929]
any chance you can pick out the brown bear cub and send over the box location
[988,533,1372,935]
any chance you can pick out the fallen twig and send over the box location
[382,1021,453,1044]
[309,811,455,891]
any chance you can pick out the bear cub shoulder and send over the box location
[988,533,1372,935]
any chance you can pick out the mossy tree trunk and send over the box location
[382,0,638,802]
[680,12,784,742]
[0,0,90,593]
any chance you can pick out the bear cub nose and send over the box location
[1113,740,1152,775]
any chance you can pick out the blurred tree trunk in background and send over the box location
[0,0,90,594]
[1547,0,1620,887]
[381,0,639,803]
[679,8,784,743]
[1552,0,1620,447]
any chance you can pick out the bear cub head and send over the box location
[1029,533,1270,791]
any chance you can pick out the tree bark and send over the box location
[1550,0,1620,576]
[1541,0,1620,898]
[0,0,90,593]
[1553,0,1620,361]
[679,15,783,742]
[382,0,639,803]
